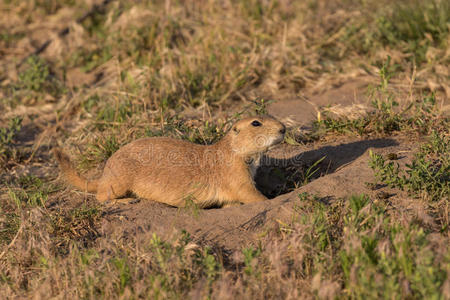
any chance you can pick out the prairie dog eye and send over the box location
[251,120,262,127]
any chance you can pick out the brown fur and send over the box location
[54,116,286,208]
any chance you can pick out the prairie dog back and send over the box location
[54,115,286,207]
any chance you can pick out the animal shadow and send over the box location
[255,138,398,198]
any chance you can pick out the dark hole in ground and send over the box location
[255,138,398,198]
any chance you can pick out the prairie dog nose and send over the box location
[279,125,286,134]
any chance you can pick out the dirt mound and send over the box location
[95,81,415,252]
[3,78,420,254]
[99,135,411,252]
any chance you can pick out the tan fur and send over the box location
[54,116,286,208]
[53,149,98,192]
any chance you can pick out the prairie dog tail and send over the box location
[53,148,98,193]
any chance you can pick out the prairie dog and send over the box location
[54,116,286,208]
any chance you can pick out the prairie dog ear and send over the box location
[233,127,240,134]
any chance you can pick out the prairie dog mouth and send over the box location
[267,134,285,150]
[255,133,284,146]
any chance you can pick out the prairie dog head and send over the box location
[228,115,286,156]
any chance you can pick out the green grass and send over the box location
[331,0,449,65]
[0,193,447,298]
[5,56,67,106]
[77,134,123,170]
[0,0,449,298]
[7,175,58,207]
[369,130,449,202]
[0,117,22,167]
[338,195,447,299]
[71,47,113,73]
[311,57,447,140]
[289,193,448,298]
[18,56,51,92]
[375,0,449,64]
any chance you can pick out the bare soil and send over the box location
[1,1,448,297]
[34,83,421,255]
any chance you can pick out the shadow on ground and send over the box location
[256,138,398,198]
[99,137,399,252]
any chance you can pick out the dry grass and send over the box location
[1,194,448,298]
[0,0,449,298]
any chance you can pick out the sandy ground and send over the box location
[26,82,421,255]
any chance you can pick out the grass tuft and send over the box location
[0,117,22,167]
[369,129,449,202]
